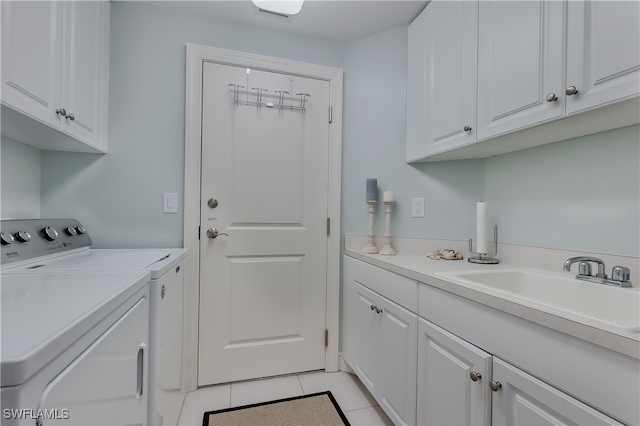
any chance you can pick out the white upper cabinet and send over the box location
[406,0,478,161]
[60,1,110,149]
[406,0,640,162]
[565,1,640,115]
[476,0,565,141]
[405,8,428,162]
[1,1,110,153]
[1,1,63,128]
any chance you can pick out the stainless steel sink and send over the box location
[437,269,640,333]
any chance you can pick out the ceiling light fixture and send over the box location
[252,0,304,17]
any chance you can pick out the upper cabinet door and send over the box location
[406,8,429,162]
[1,1,63,128]
[477,0,565,141]
[424,1,478,156]
[565,1,640,115]
[405,1,477,161]
[60,1,110,150]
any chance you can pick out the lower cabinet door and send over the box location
[352,282,380,396]
[491,357,622,425]
[378,296,418,426]
[417,318,492,426]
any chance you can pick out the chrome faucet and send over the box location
[563,256,632,288]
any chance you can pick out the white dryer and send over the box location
[1,219,187,426]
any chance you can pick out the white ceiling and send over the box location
[143,1,429,43]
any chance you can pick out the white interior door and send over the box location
[198,62,330,385]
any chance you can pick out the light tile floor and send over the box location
[177,371,394,426]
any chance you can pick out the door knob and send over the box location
[206,228,228,239]
[565,86,579,96]
[546,93,558,102]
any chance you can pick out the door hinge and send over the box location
[325,329,329,347]
[198,226,201,240]
[329,106,333,123]
[326,218,330,236]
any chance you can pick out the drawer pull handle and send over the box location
[470,371,482,382]
[369,305,382,314]
[489,380,502,392]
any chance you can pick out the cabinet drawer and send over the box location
[344,256,418,313]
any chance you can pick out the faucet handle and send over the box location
[611,266,631,283]
[578,262,592,276]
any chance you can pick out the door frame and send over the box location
[182,43,343,391]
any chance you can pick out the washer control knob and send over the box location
[75,226,86,235]
[14,231,31,243]
[41,226,59,241]
[64,226,77,236]
[0,232,15,245]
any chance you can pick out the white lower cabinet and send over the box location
[352,282,418,426]
[417,318,491,425]
[343,256,418,426]
[417,317,622,425]
[342,255,630,426]
[491,357,621,426]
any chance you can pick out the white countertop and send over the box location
[344,236,640,360]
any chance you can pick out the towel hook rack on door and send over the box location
[228,84,310,112]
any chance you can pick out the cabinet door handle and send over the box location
[489,380,502,392]
[565,86,579,96]
[463,125,472,132]
[370,305,382,314]
[66,113,75,121]
[469,371,482,382]
[56,108,67,117]
[546,93,558,102]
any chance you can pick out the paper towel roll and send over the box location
[476,201,487,254]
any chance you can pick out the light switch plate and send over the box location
[412,198,425,218]
[164,193,178,214]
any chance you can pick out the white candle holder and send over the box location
[361,200,379,254]
[379,200,396,256]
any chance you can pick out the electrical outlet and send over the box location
[412,198,425,218]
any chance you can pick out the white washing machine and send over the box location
[1,219,187,426]
[1,249,151,425]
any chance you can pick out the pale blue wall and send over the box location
[341,27,485,242]
[40,2,344,248]
[485,125,639,256]
[1,137,41,219]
